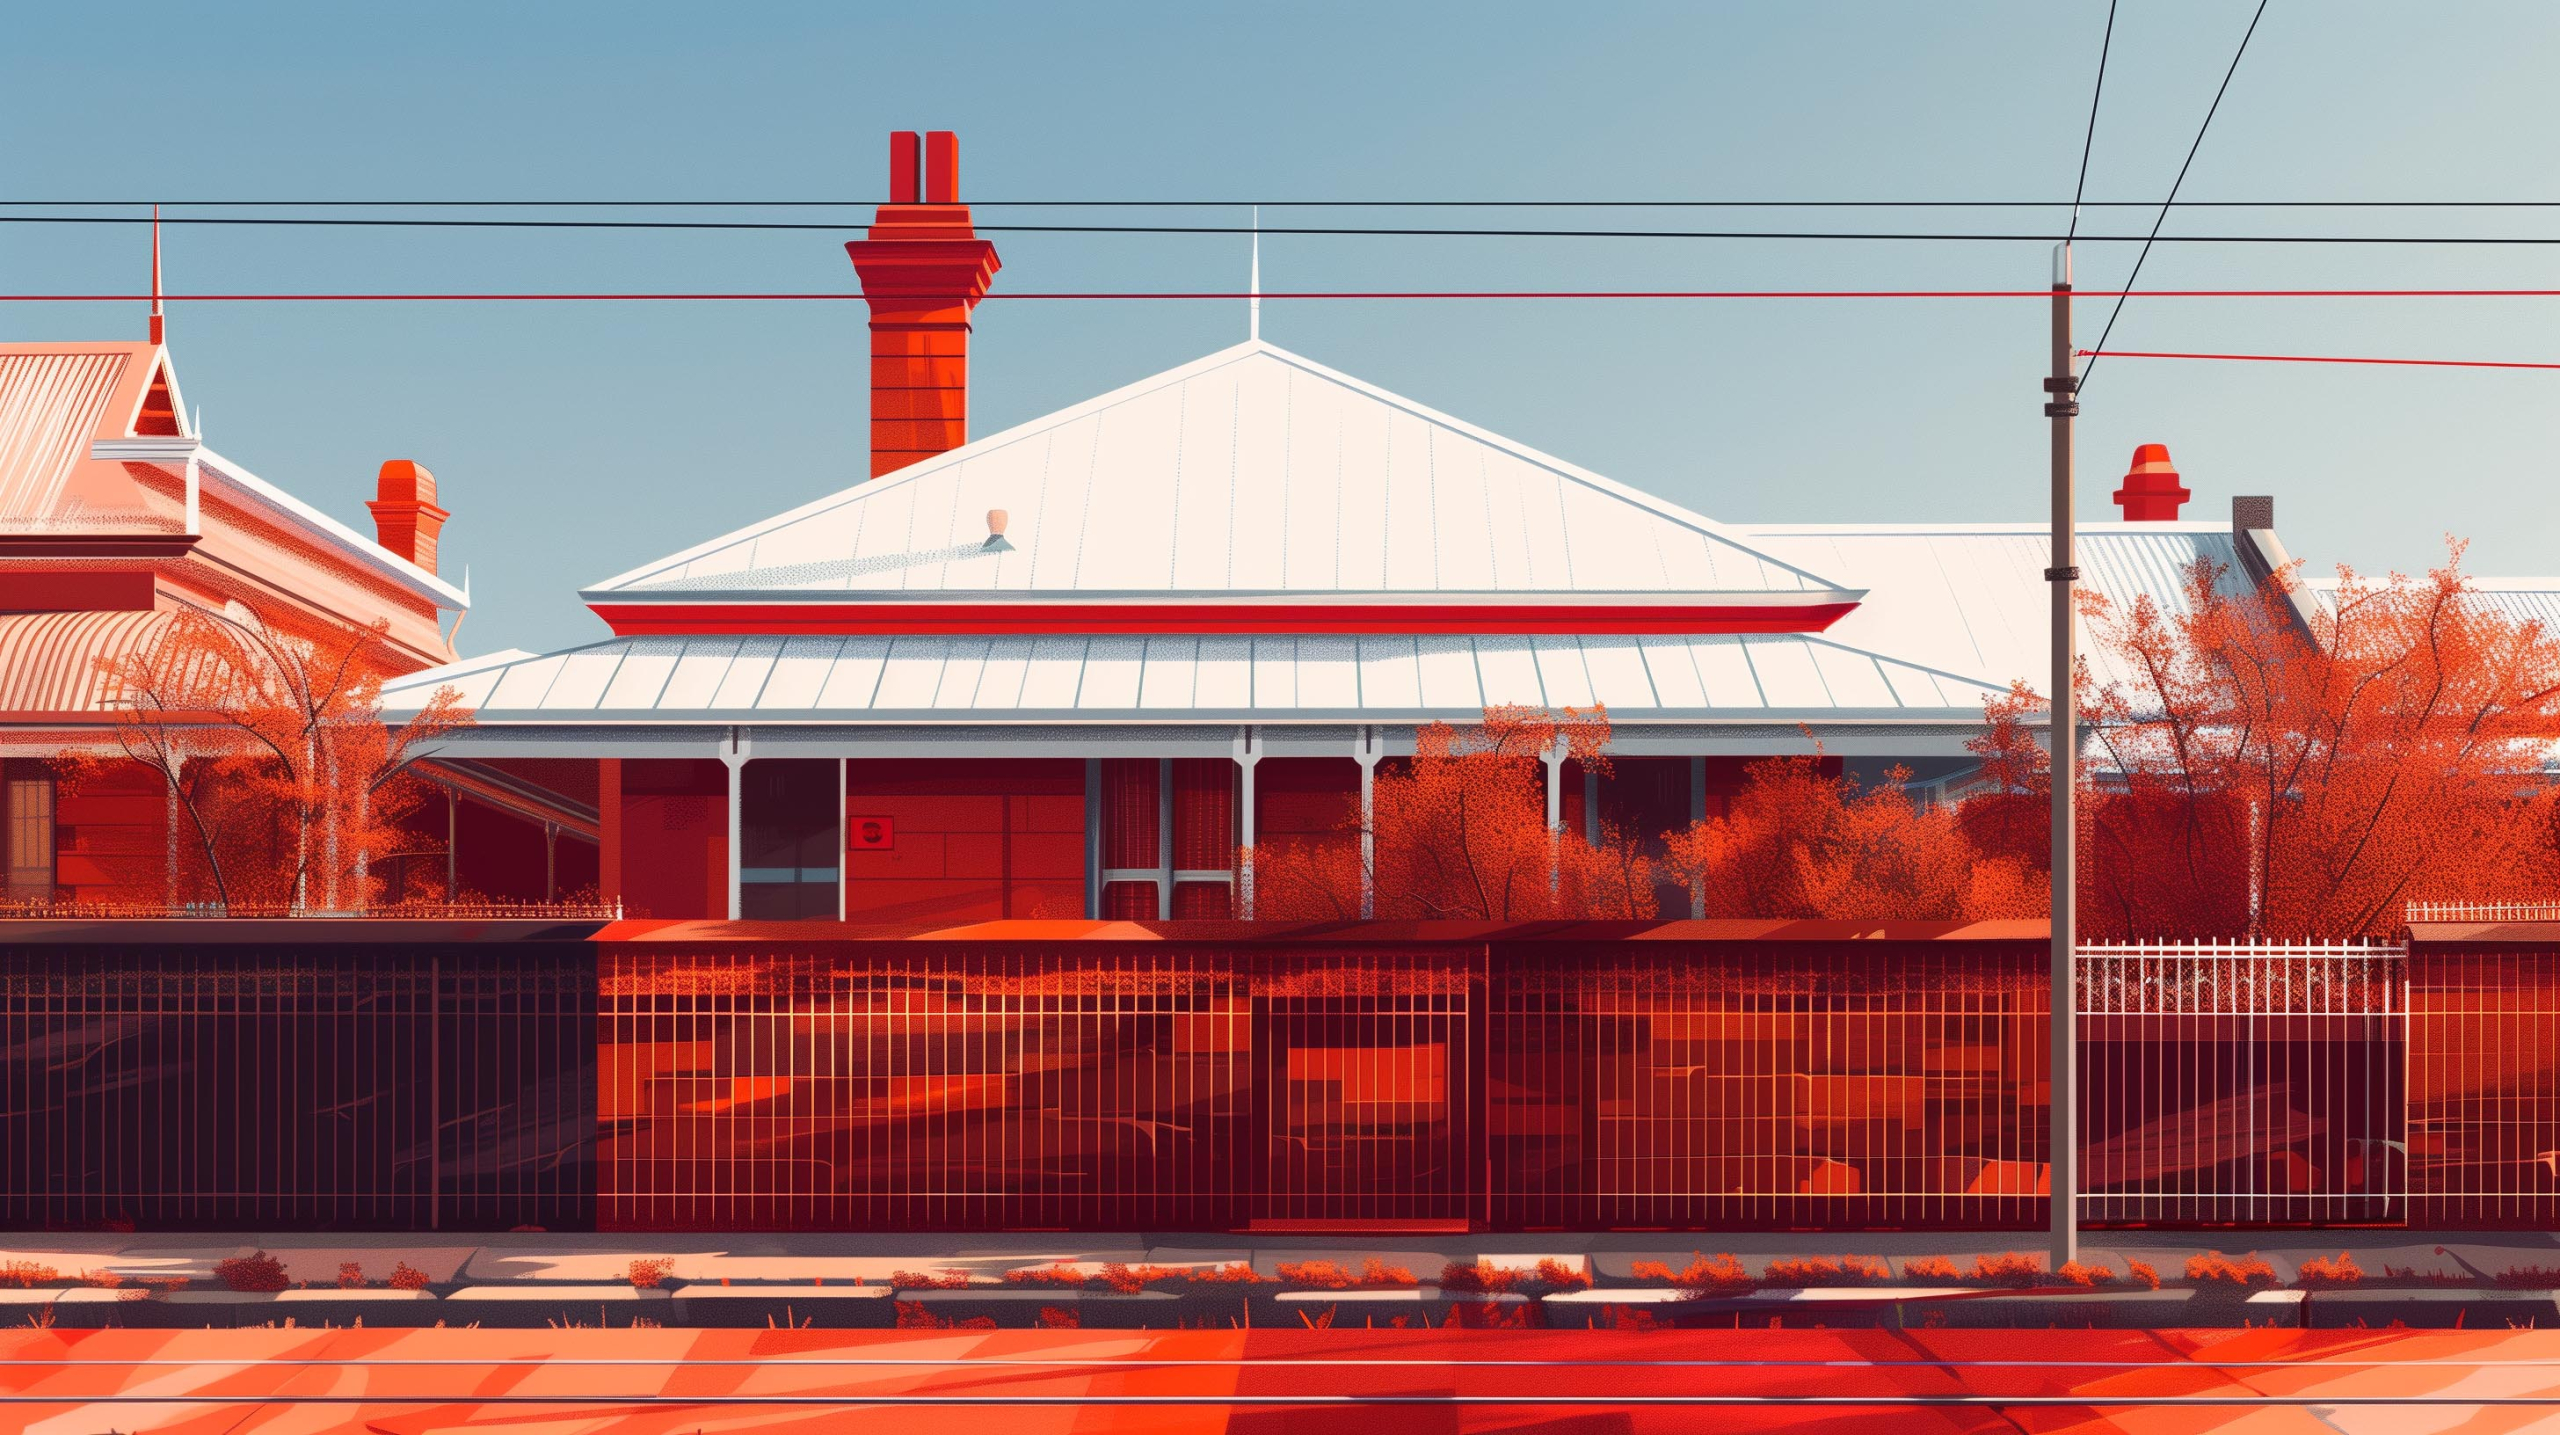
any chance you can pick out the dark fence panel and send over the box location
[2077,947,2404,1227]
[596,941,1480,1232]
[1485,942,2047,1230]
[2407,942,2560,1228]
[0,934,594,1231]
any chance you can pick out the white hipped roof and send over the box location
[584,340,1853,606]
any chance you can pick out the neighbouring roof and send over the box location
[0,342,186,529]
[381,629,2008,726]
[1734,521,2263,697]
[0,340,466,611]
[582,340,1858,620]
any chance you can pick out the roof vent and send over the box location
[983,508,1013,552]
[2113,443,2191,521]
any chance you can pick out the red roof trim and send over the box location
[588,600,1860,637]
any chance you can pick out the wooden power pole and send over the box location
[2044,243,2080,1271]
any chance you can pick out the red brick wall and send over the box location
[844,759,1084,923]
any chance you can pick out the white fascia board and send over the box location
[1737,519,2239,537]
[585,587,1871,608]
[90,438,469,610]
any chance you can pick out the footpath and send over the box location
[2,1230,2555,1330]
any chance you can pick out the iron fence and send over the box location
[0,939,594,1231]
[2076,943,2404,1227]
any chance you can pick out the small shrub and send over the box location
[135,1275,189,1295]
[1442,1258,1590,1294]
[890,1269,974,1290]
[1762,1256,1887,1289]
[2056,1261,2118,1289]
[2295,1253,2364,1289]
[1534,1257,1593,1292]
[2125,1259,2161,1291]
[1036,1305,1081,1328]
[387,1262,432,1292]
[336,1263,368,1290]
[893,1300,997,1331]
[2186,1252,2277,1290]
[1438,1261,1514,1294]
[627,1258,674,1290]
[1629,1253,1752,1297]
[0,1262,59,1289]
[213,1253,289,1293]
[1181,1262,1267,1286]
[74,1270,123,1290]
[1966,1253,2044,1288]
[1276,1258,1415,1290]
[1005,1266,1092,1289]
[1760,1257,1839,1288]
[1901,1255,1961,1282]
[2495,1264,2560,1289]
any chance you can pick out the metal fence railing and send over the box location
[2076,944,2405,1227]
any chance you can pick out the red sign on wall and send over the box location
[849,816,895,851]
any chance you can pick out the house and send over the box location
[383,131,2308,925]
[0,321,588,904]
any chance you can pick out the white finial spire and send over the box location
[149,204,165,345]
[1248,205,1261,342]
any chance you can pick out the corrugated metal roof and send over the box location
[1735,522,2257,696]
[383,630,2005,724]
[0,344,167,528]
[586,341,1849,604]
[0,609,181,713]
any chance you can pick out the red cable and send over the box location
[10,288,2560,301]
[2080,347,2560,371]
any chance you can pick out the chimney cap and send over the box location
[2112,442,2190,521]
[376,458,439,505]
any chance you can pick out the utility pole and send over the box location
[2043,242,2079,1271]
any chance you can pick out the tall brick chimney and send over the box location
[368,459,449,574]
[846,131,1002,478]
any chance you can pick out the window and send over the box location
[6,776,55,897]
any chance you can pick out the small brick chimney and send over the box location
[368,459,449,574]
[845,131,1003,478]
[2112,442,2191,521]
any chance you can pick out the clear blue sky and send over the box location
[9,2,2560,657]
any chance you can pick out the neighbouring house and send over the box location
[0,328,593,905]
[382,131,2310,923]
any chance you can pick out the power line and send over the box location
[9,213,2560,244]
[2066,0,2120,245]
[21,198,2560,208]
[14,287,2560,303]
[2081,347,2560,371]
[2081,0,2272,390]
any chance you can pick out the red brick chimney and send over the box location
[846,131,1003,478]
[368,459,450,574]
[2112,443,2191,521]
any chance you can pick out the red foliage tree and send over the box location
[1252,705,1657,920]
[1659,752,2043,922]
[2076,547,2560,939]
[75,599,469,913]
